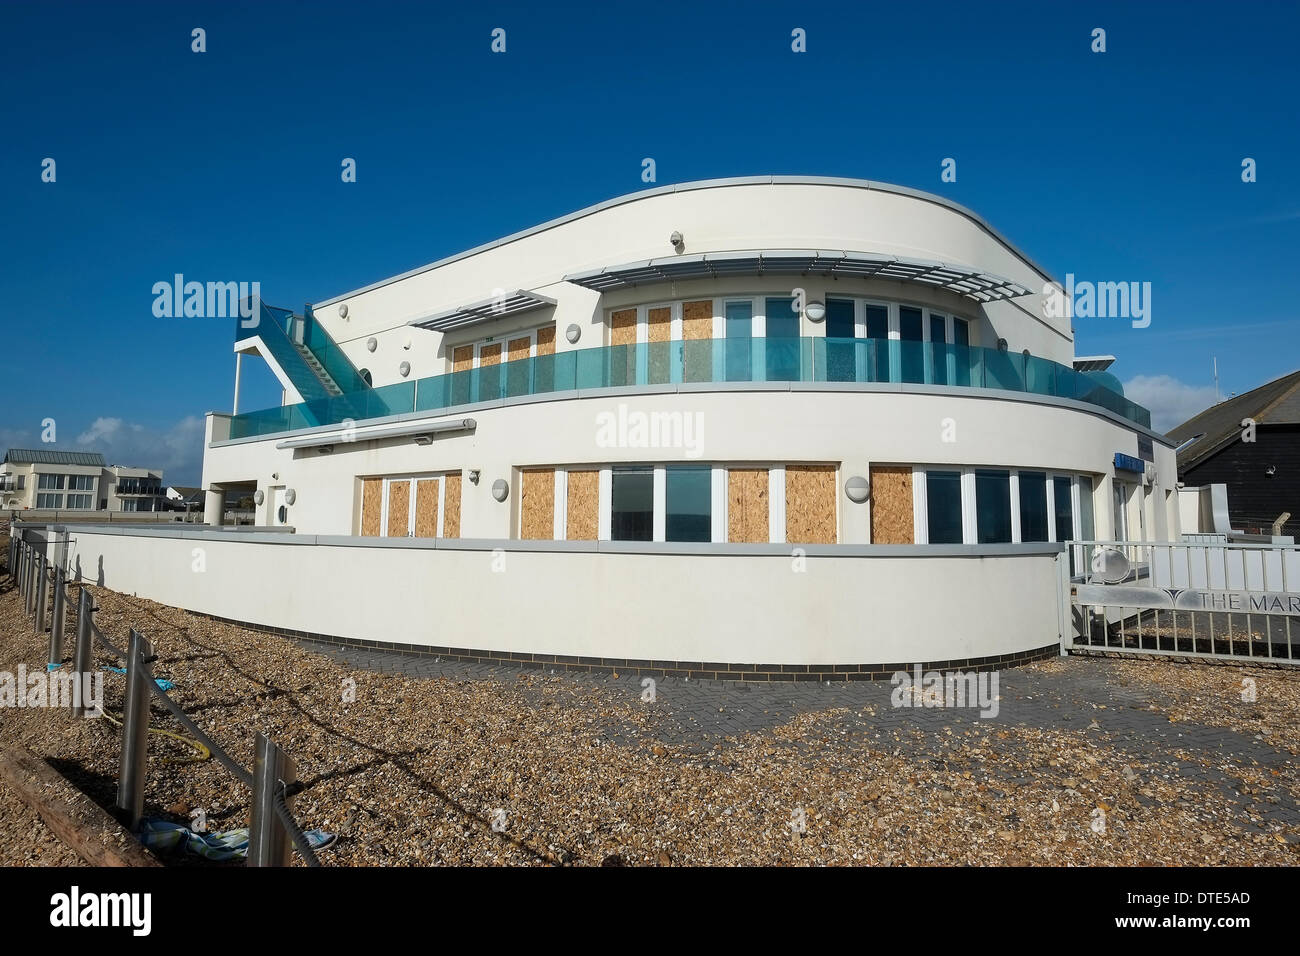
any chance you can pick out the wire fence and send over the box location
[6,526,320,867]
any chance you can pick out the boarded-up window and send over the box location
[611,308,637,386]
[536,326,556,356]
[728,468,768,543]
[414,478,440,537]
[566,470,598,540]
[786,465,837,543]
[443,473,462,538]
[386,480,411,537]
[648,306,671,383]
[610,308,637,346]
[682,300,713,383]
[479,343,501,366]
[361,478,382,536]
[452,345,474,372]
[520,469,555,540]
[871,466,914,544]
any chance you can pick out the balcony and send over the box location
[226,337,1152,440]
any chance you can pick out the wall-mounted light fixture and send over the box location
[566,324,581,344]
[997,338,1009,351]
[491,479,509,502]
[844,475,870,503]
[805,301,826,322]
[412,435,434,446]
[338,303,349,319]
[318,445,334,455]
[399,361,411,377]
[284,488,297,505]
[254,490,265,506]
[366,337,377,352]
[670,230,684,252]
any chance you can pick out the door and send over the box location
[269,486,287,526]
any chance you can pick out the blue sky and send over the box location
[2,0,1297,485]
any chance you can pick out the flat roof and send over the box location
[314,176,1056,308]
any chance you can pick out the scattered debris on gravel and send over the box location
[1,580,1295,865]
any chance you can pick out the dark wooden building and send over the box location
[1167,369,1300,536]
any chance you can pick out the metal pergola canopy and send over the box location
[1073,355,1117,373]
[407,290,557,333]
[564,251,1034,303]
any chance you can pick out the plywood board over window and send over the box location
[361,478,382,536]
[682,299,713,383]
[443,473,462,538]
[479,343,502,366]
[536,326,556,356]
[610,308,637,346]
[648,306,672,383]
[386,479,411,537]
[452,345,475,373]
[414,478,440,537]
[507,336,531,363]
[870,466,914,544]
[786,465,837,543]
[520,469,555,540]
[566,470,599,540]
[728,468,769,543]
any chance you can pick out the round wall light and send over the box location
[565,324,582,344]
[366,337,377,352]
[491,479,509,502]
[399,361,411,377]
[253,490,265,506]
[845,476,870,503]
[284,488,297,506]
[805,302,827,322]
[338,303,349,319]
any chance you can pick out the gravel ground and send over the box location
[1,573,1297,866]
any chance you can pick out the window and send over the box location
[66,494,91,509]
[1018,471,1049,542]
[952,318,970,385]
[925,471,964,544]
[825,298,856,382]
[38,474,65,490]
[1078,476,1095,540]
[899,306,923,382]
[764,297,799,381]
[724,301,752,382]
[70,475,94,491]
[36,493,61,508]
[930,314,948,385]
[975,469,1012,543]
[665,466,712,542]
[1052,476,1074,541]
[610,466,653,541]
[865,304,889,381]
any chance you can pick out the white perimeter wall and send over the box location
[61,528,1065,666]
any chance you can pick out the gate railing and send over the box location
[1065,538,1299,663]
[5,526,319,866]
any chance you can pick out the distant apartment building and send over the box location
[0,448,165,512]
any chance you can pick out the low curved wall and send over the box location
[44,526,1066,677]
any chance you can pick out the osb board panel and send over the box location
[682,300,713,338]
[507,336,531,364]
[647,307,671,343]
[536,326,556,356]
[611,308,637,346]
[442,473,461,538]
[871,466,914,544]
[452,345,474,372]
[566,470,598,541]
[414,478,440,537]
[786,465,837,544]
[386,480,411,537]
[728,469,769,543]
[361,478,382,536]
[479,343,501,366]
[520,469,555,540]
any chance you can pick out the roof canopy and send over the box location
[1072,355,1116,373]
[564,250,1034,303]
[2,448,106,467]
[407,290,557,333]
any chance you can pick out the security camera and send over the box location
[670,231,683,250]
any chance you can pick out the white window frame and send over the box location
[379,473,450,538]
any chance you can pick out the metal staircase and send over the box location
[289,328,343,397]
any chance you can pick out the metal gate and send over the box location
[1065,538,1300,664]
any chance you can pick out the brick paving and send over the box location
[295,637,1300,836]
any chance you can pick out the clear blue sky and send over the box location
[2,0,1297,484]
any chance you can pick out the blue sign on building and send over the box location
[1114,452,1145,473]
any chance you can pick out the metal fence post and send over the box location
[15,540,24,594]
[249,733,296,867]
[6,534,14,577]
[73,588,95,718]
[33,551,47,634]
[48,566,66,669]
[23,543,34,613]
[116,628,153,830]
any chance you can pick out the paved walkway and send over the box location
[292,638,1300,836]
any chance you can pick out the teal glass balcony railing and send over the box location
[234,303,370,398]
[227,337,1151,440]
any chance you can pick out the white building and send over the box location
[0,449,164,513]
[70,177,1181,677]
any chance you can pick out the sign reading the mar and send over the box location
[1074,585,1300,616]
